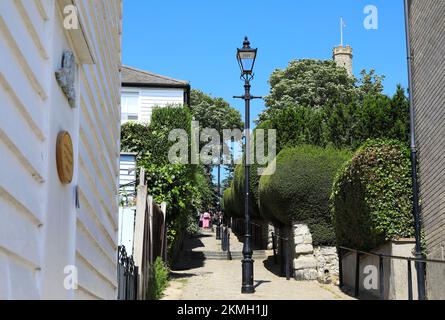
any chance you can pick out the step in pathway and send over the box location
[163,228,354,300]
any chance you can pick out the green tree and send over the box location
[190,89,243,136]
[357,69,385,97]
[190,89,243,177]
[255,58,409,151]
[260,59,356,121]
[120,106,217,257]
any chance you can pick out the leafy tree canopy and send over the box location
[120,106,217,228]
[190,89,243,135]
[259,59,385,122]
[190,89,243,175]
[255,58,407,151]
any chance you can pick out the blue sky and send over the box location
[122,0,409,185]
[123,0,408,125]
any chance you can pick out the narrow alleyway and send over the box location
[162,228,353,300]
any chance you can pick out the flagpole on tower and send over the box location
[340,17,344,47]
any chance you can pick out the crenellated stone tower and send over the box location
[333,45,353,77]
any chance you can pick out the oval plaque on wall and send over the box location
[56,131,74,184]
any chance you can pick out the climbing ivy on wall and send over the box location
[331,139,415,251]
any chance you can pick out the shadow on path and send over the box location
[171,233,210,271]
[262,256,283,277]
[172,258,205,271]
[254,280,271,289]
[183,234,213,251]
[169,271,198,279]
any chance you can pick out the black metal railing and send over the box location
[215,218,222,240]
[221,226,232,260]
[338,246,445,300]
[271,232,292,280]
[232,218,264,249]
[117,245,138,300]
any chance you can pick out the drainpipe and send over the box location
[403,0,426,300]
[185,84,191,107]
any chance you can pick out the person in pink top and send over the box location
[202,211,211,228]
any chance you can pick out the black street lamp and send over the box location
[216,120,222,240]
[234,37,261,294]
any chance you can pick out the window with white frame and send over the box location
[121,92,139,123]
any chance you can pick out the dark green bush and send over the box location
[148,257,169,300]
[232,162,262,219]
[259,145,352,245]
[229,123,276,220]
[223,186,238,218]
[331,140,414,251]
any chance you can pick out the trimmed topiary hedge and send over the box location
[232,163,262,219]
[259,145,352,245]
[229,123,275,220]
[223,186,238,218]
[331,140,414,251]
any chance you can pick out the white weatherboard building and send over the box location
[121,65,190,124]
[118,67,190,257]
[118,153,136,254]
[0,0,122,299]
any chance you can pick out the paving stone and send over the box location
[163,229,353,300]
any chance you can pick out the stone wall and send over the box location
[291,223,339,283]
[314,247,339,284]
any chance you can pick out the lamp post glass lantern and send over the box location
[235,37,260,294]
[237,37,257,76]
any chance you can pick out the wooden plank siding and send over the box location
[73,0,122,300]
[0,0,122,299]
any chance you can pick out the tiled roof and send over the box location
[121,65,189,88]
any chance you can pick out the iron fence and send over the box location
[117,245,138,300]
[271,232,292,280]
[338,246,445,300]
[231,218,264,249]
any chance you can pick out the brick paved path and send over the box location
[162,229,354,300]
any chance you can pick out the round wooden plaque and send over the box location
[56,131,74,184]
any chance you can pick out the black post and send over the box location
[403,0,426,300]
[338,247,343,288]
[280,237,285,277]
[221,227,226,251]
[284,237,291,280]
[240,78,255,294]
[408,260,413,300]
[133,265,139,301]
[354,252,360,298]
[235,37,261,294]
[272,232,278,265]
[227,232,232,260]
[216,122,222,240]
[379,255,384,300]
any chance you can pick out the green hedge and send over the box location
[232,163,261,219]
[331,140,414,251]
[223,186,238,218]
[228,123,274,220]
[259,145,351,245]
